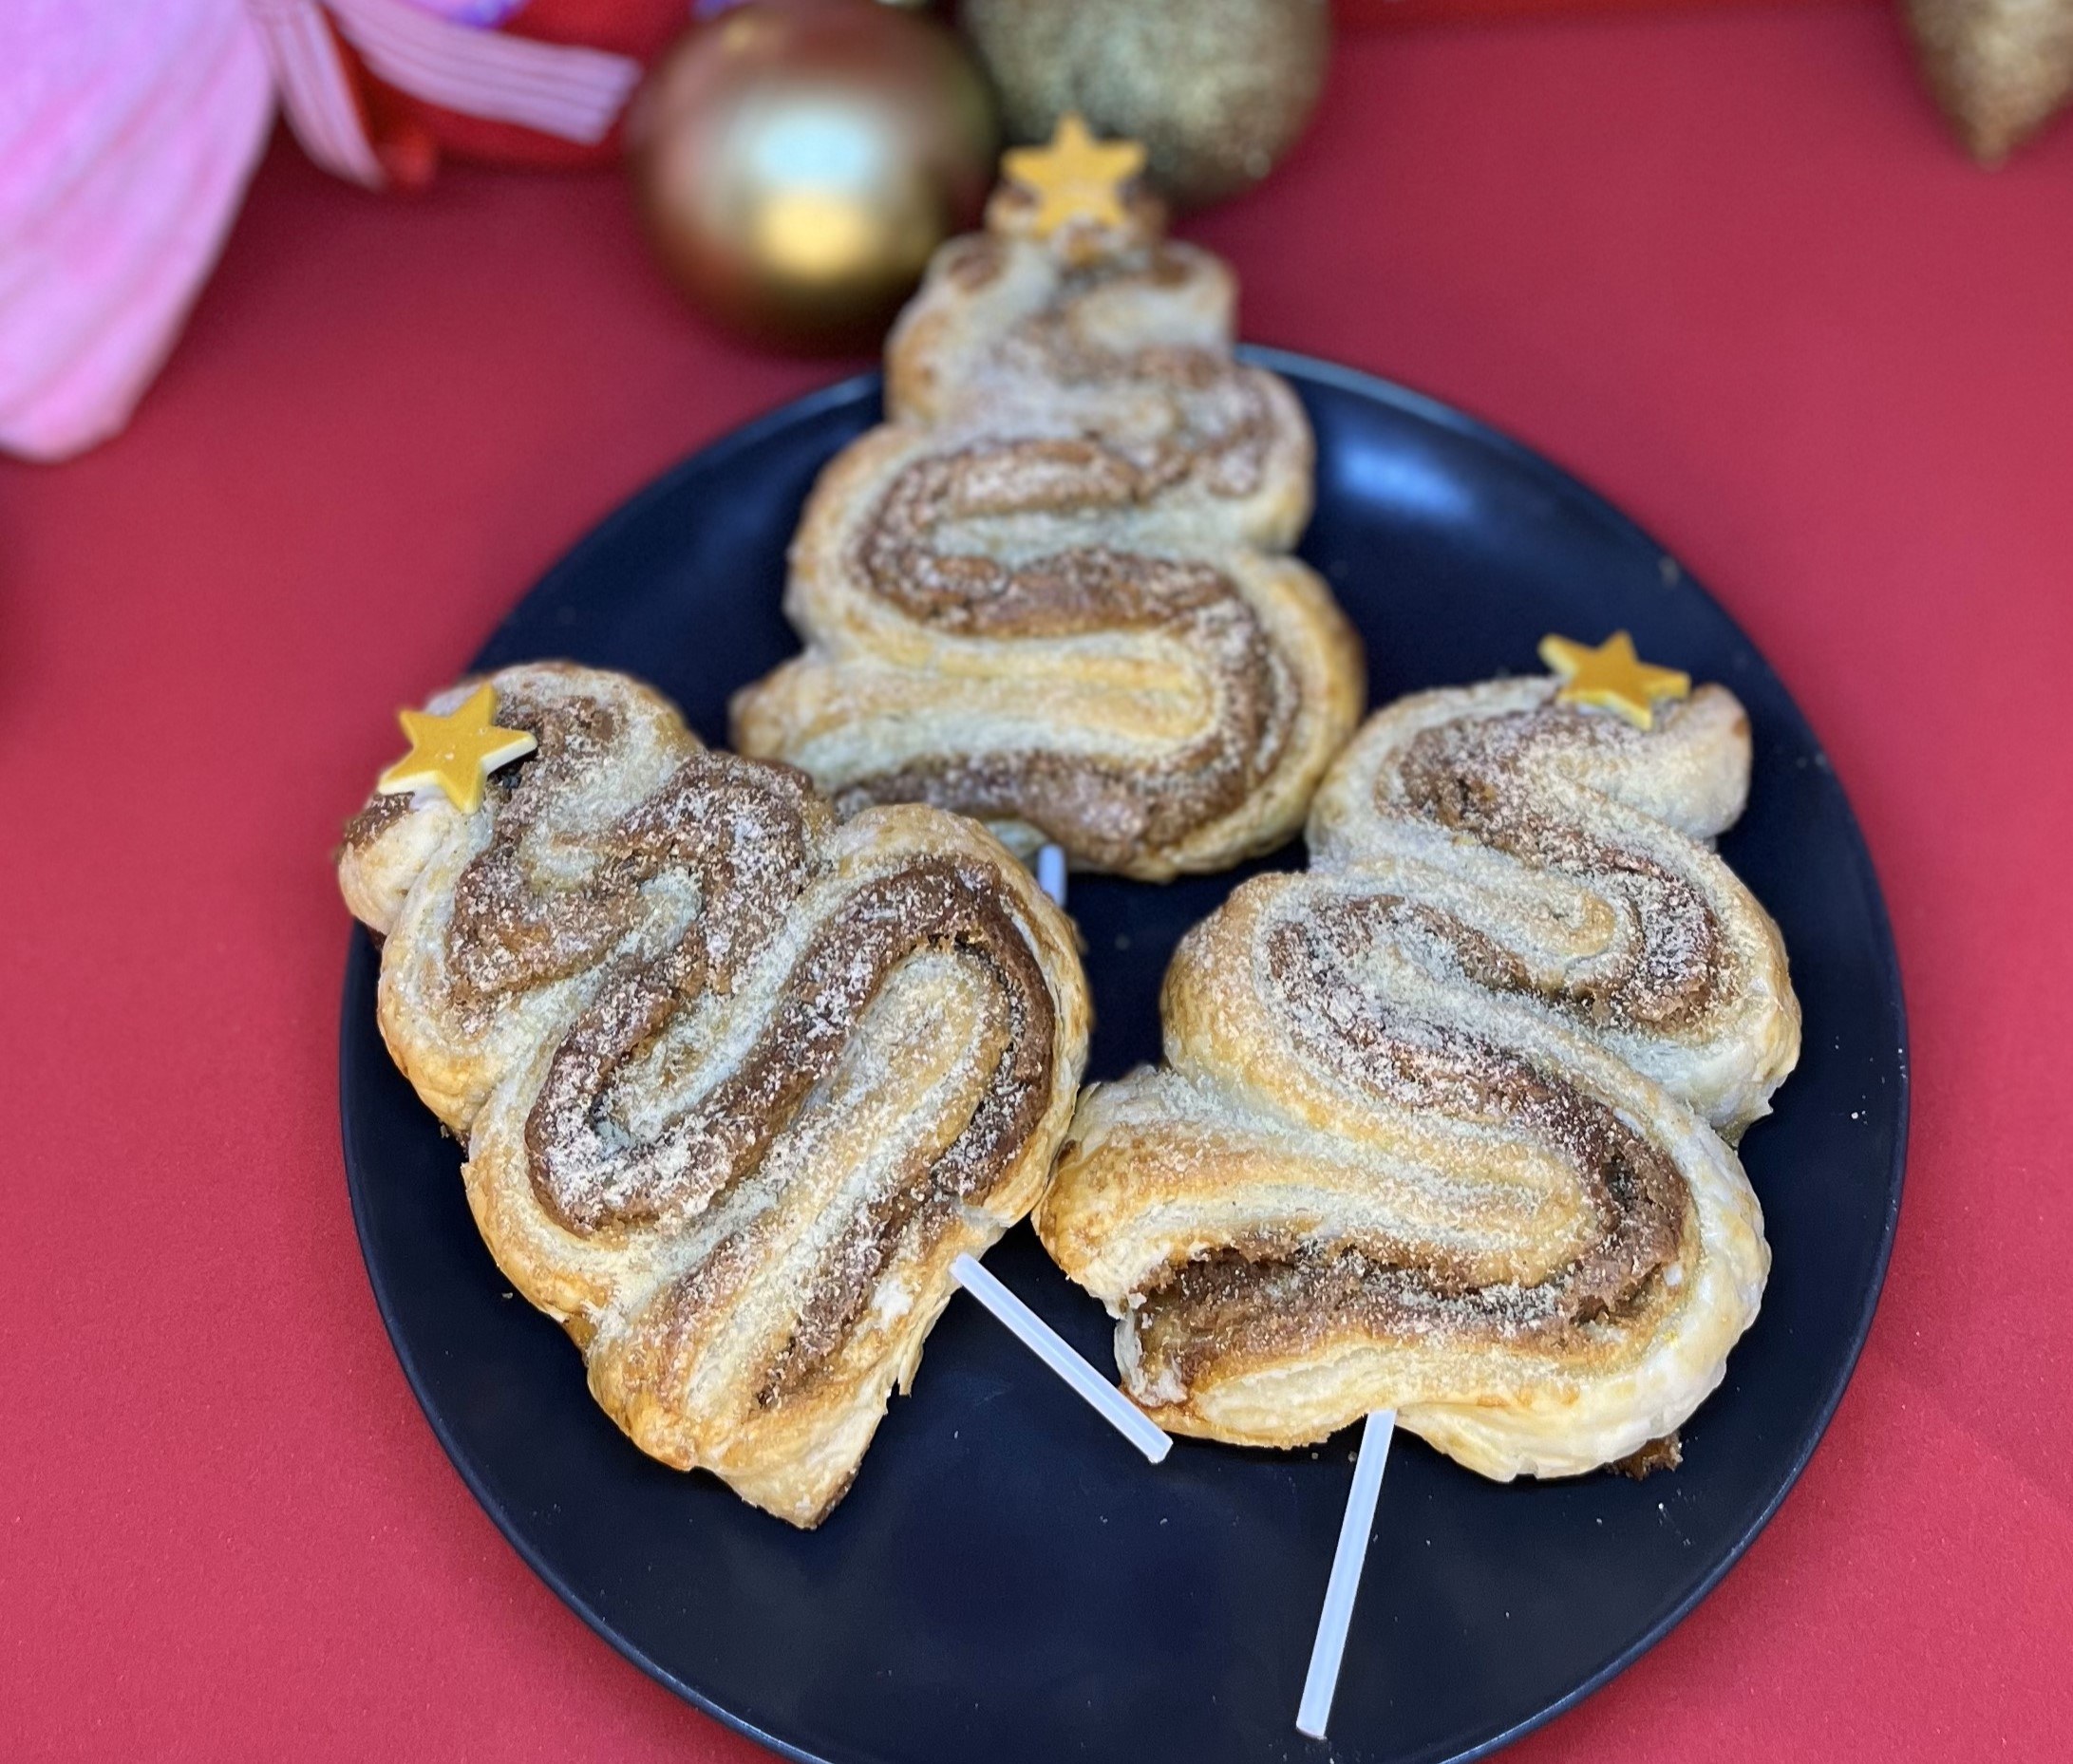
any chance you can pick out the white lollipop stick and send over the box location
[952,1253,1169,1464]
[1035,843,1067,908]
[1295,1409,1397,1738]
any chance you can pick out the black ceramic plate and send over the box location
[340,353,1906,1764]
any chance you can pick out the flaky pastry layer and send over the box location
[1039,678,1798,1476]
[341,664,1089,1525]
[730,214,1363,879]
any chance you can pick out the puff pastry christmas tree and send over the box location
[730,116,1365,882]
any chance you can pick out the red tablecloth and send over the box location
[5,9,2068,1758]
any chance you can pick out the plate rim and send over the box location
[338,349,1910,1764]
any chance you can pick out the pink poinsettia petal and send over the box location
[0,0,274,460]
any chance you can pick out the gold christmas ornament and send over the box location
[377,685,536,816]
[961,0,1330,210]
[1903,0,2073,162]
[627,0,999,351]
[1538,632,1692,732]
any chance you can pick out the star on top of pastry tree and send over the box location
[1001,113,1147,237]
[377,683,536,815]
[1538,631,1692,731]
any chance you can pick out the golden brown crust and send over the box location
[339,664,1090,1525]
[1038,677,1798,1476]
[729,213,1363,880]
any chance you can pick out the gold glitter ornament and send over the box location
[1902,0,2073,162]
[962,0,1330,211]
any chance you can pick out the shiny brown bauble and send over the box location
[626,0,998,352]
[963,0,1330,211]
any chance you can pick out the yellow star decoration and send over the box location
[1001,113,1146,238]
[1537,631,1692,731]
[376,684,536,816]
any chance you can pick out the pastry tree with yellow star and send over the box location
[1040,647,1798,1474]
[729,111,1365,880]
[339,663,1091,1527]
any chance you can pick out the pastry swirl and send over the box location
[1037,676,1799,1475]
[341,664,1089,1525]
[729,214,1364,880]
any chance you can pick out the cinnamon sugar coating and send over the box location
[1039,676,1798,1478]
[729,208,1363,880]
[339,664,1089,1525]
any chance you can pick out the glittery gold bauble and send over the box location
[627,0,998,351]
[1903,0,2073,162]
[962,0,1329,211]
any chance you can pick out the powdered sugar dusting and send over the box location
[734,217,1348,876]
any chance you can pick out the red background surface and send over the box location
[5,9,2070,1758]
